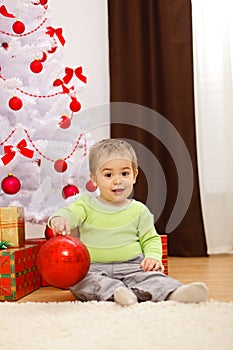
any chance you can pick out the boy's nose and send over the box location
[113,176,122,184]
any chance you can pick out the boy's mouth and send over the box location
[112,188,124,194]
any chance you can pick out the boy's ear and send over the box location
[133,169,139,184]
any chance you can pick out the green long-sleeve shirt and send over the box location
[49,195,162,263]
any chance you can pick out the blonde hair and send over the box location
[89,138,138,175]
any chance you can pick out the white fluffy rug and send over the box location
[0,300,232,350]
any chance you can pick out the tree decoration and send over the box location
[69,96,81,112]
[1,138,34,165]
[30,59,43,73]
[12,20,25,34]
[0,5,15,18]
[1,173,21,195]
[40,51,47,62]
[8,96,23,110]
[59,114,71,129]
[86,180,97,192]
[0,1,89,223]
[54,159,68,173]
[2,42,9,50]
[63,66,87,84]
[62,184,79,199]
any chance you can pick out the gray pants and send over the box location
[70,255,182,302]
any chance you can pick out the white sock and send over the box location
[114,286,137,306]
[167,282,209,303]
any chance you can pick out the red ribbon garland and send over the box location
[0,5,15,18]
[46,26,65,46]
[1,139,34,165]
[63,67,87,84]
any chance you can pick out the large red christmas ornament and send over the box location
[40,0,48,4]
[54,159,68,173]
[30,59,43,73]
[86,180,97,192]
[37,235,90,289]
[12,20,25,34]
[62,184,79,199]
[1,173,21,195]
[44,225,55,240]
[69,97,81,112]
[8,96,23,111]
[59,115,71,129]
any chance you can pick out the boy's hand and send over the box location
[50,217,71,235]
[140,257,164,273]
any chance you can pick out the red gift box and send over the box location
[25,238,50,286]
[160,235,168,275]
[0,245,41,301]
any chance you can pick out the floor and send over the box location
[18,254,233,303]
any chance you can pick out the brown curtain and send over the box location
[108,0,208,256]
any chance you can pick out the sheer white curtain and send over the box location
[192,0,233,253]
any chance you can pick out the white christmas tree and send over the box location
[0,0,97,225]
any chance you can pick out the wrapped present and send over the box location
[160,235,168,275]
[0,207,25,247]
[0,244,41,301]
[25,238,50,286]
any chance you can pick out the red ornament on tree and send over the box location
[2,42,9,50]
[59,115,71,129]
[8,96,23,111]
[86,180,97,192]
[12,20,25,34]
[44,225,55,240]
[1,173,21,195]
[62,184,79,199]
[30,59,43,73]
[54,159,68,173]
[37,235,90,289]
[40,0,48,5]
[69,97,81,112]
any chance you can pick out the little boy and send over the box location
[49,138,208,306]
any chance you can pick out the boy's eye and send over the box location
[122,171,130,176]
[104,173,112,178]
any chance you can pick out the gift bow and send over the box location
[46,26,65,46]
[0,241,13,249]
[0,5,15,18]
[63,67,87,84]
[1,139,34,165]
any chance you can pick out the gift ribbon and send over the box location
[46,26,65,46]
[1,139,34,165]
[0,241,13,249]
[0,5,15,18]
[63,67,87,84]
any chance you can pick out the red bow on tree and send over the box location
[53,78,71,93]
[46,26,65,46]
[1,139,34,166]
[0,5,15,18]
[63,67,87,84]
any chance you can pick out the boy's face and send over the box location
[91,156,138,206]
